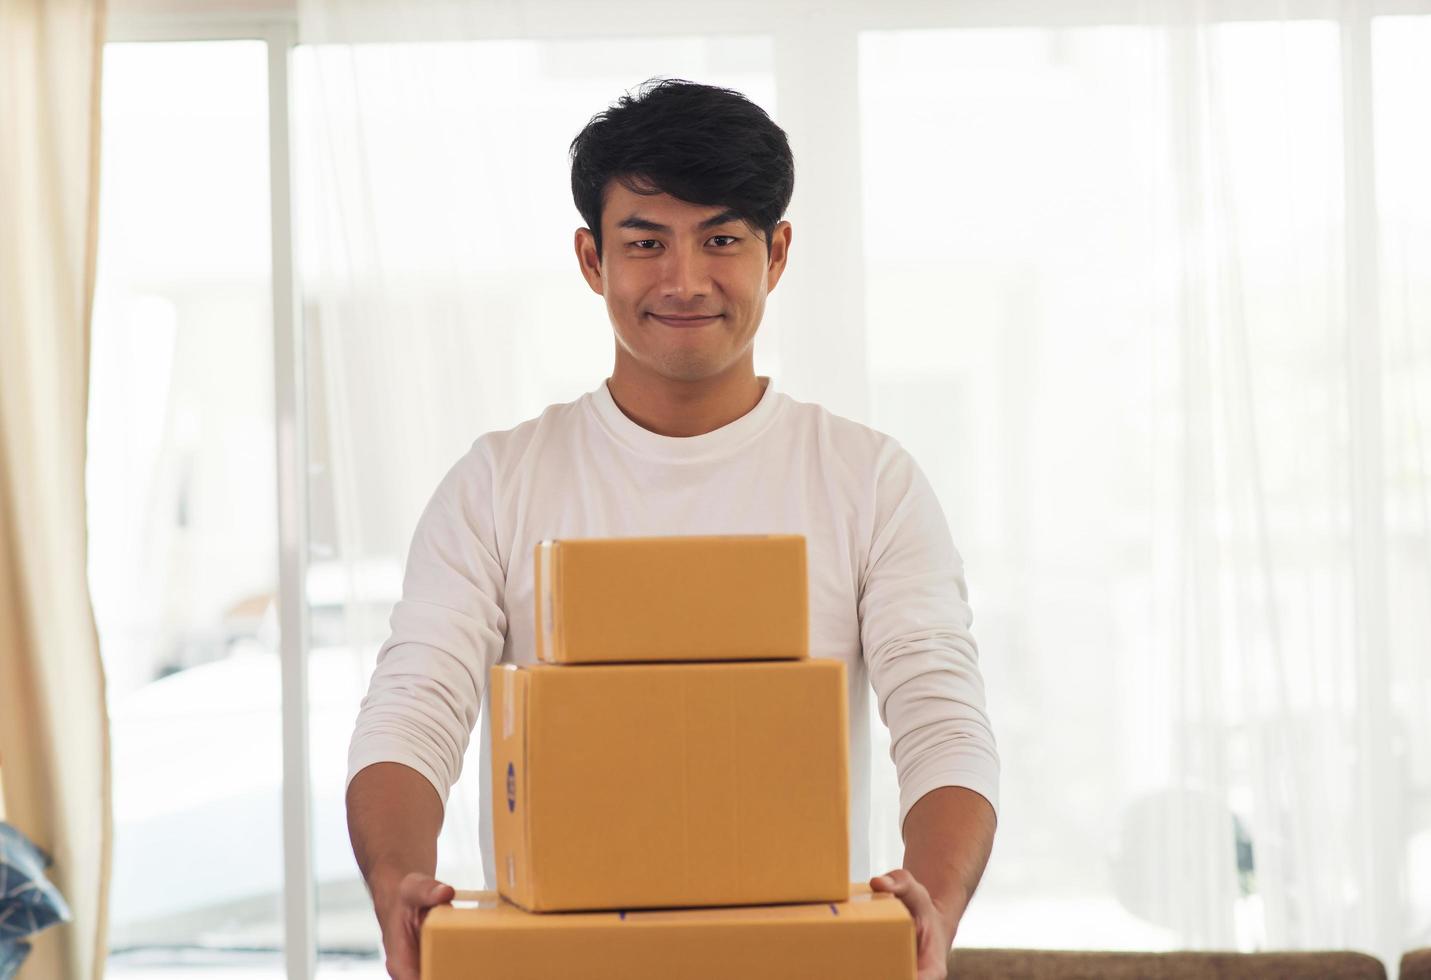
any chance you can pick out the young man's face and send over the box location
[575,179,791,386]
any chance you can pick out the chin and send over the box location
[658,364,721,384]
[651,353,728,383]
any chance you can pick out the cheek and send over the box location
[732,285,763,320]
[607,270,650,311]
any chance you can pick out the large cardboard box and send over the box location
[490,658,849,912]
[421,884,915,980]
[533,534,808,664]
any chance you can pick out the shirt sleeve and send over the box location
[859,439,1000,833]
[345,438,507,809]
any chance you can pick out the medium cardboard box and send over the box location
[533,534,808,664]
[421,885,915,980]
[490,658,849,912]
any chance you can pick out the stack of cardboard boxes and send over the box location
[421,535,916,979]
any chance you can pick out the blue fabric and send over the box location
[0,822,71,980]
[0,940,28,980]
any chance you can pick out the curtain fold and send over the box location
[0,1,113,978]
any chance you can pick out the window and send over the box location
[92,4,1431,976]
[90,39,286,978]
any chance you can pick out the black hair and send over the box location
[569,77,795,262]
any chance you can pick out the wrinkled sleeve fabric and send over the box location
[345,438,507,809]
[859,439,1000,833]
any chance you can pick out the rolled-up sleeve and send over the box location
[859,440,999,833]
[345,438,507,809]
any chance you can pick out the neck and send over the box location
[605,362,768,438]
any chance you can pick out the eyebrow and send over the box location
[615,208,744,234]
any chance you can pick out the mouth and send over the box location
[650,313,722,328]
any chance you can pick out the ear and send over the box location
[575,227,604,296]
[764,220,792,293]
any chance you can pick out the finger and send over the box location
[868,868,903,892]
[871,867,913,887]
[916,925,949,980]
[917,959,949,980]
[871,872,949,980]
[398,872,439,906]
[874,870,940,930]
[871,868,925,902]
[382,879,438,980]
[884,868,916,888]
[399,872,455,909]
[416,883,456,931]
[384,936,420,980]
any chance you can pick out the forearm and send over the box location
[347,761,446,902]
[901,785,997,937]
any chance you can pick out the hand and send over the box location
[373,870,456,980]
[870,868,960,980]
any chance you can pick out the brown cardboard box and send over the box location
[533,534,808,664]
[490,658,849,912]
[421,884,915,980]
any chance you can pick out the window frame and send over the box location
[103,17,311,980]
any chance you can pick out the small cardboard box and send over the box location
[421,884,915,980]
[533,534,808,664]
[490,658,849,912]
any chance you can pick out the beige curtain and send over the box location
[0,1,112,978]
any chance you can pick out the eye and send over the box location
[709,235,738,247]
[629,239,662,249]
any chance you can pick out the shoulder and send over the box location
[468,389,591,468]
[772,390,911,475]
[432,390,591,506]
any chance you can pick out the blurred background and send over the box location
[2,0,1428,977]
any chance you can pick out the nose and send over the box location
[659,243,713,303]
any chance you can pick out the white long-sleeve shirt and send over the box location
[347,375,999,886]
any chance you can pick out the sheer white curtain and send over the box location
[292,0,1430,969]
[858,11,1429,964]
[290,5,787,953]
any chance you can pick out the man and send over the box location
[345,78,998,980]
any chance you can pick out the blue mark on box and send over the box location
[506,761,515,813]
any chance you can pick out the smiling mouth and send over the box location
[650,313,722,327]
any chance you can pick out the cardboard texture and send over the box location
[533,534,809,664]
[421,884,916,980]
[490,658,850,912]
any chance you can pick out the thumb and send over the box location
[398,872,454,909]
